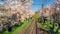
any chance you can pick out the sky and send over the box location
[30,0,55,11]
[0,0,55,11]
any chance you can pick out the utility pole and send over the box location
[41,0,44,23]
[41,0,48,23]
[42,0,44,10]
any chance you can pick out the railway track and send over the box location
[18,18,36,34]
[23,18,39,34]
[19,18,47,34]
[23,19,36,34]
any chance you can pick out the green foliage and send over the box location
[53,23,59,32]
[3,20,28,34]
[58,29,60,34]
[38,18,42,23]
[42,20,53,31]
[38,18,60,34]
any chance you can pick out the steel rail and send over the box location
[35,19,38,34]
[23,19,35,34]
